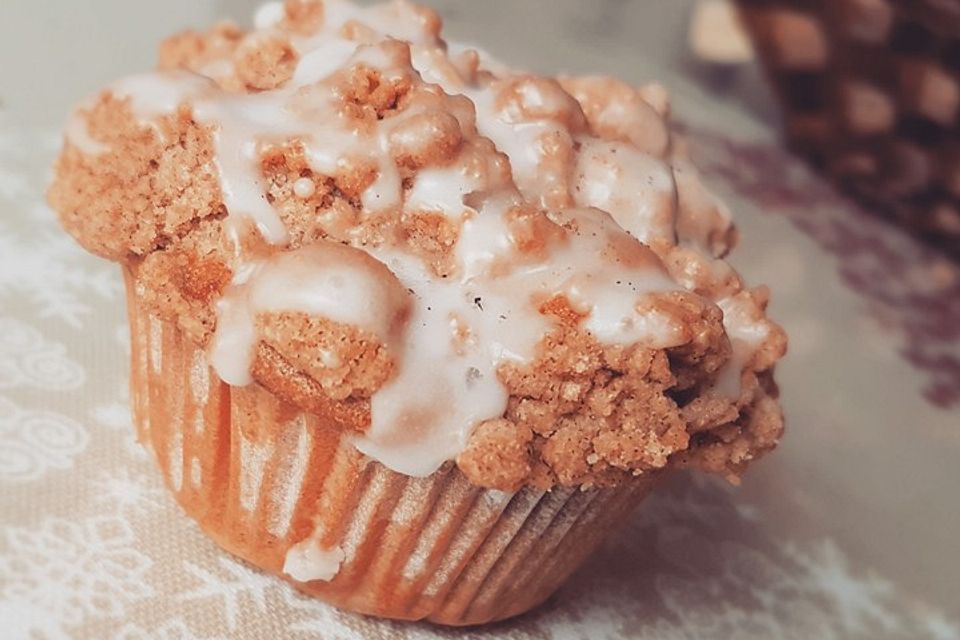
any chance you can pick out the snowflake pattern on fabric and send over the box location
[0,517,153,627]
[283,588,374,640]
[0,129,119,329]
[91,400,149,460]
[0,394,89,482]
[512,477,960,640]
[93,466,167,517]
[0,221,120,328]
[0,596,72,640]
[0,316,85,391]
[179,557,277,633]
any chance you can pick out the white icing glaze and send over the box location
[291,39,360,85]
[111,71,217,118]
[321,0,438,45]
[285,0,446,86]
[361,129,403,213]
[353,248,530,476]
[547,209,683,346]
[573,138,677,247]
[354,207,682,477]
[89,0,775,478]
[405,165,481,218]
[673,158,735,254]
[467,84,565,200]
[714,294,771,399]
[283,538,345,582]
[411,45,470,90]
[195,98,290,244]
[109,70,292,243]
[197,58,236,83]
[209,242,409,386]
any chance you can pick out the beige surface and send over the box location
[1,1,959,639]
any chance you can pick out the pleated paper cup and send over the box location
[124,267,659,626]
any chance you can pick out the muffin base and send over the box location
[124,267,659,625]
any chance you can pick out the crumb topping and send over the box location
[50,0,787,489]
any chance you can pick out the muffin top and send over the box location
[49,0,787,491]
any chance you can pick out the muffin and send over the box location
[48,0,787,626]
[735,0,960,259]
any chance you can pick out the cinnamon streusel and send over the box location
[49,0,787,625]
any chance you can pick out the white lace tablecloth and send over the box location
[2,2,959,639]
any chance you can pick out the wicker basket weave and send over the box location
[735,0,960,258]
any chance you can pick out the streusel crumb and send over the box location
[50,0,786,489]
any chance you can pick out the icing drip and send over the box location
[405,165,481,218]
[111,71,294,243]
[111,71,217,118]
[673,158,735,255]
[209,242,410,386]
[283,539,345,582]
[293,176,316,198]
[714,294,772,399]
[194,95,295,244]
[292,39,360,85]
[353,250,517,476]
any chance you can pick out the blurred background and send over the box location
[0,0,775,128]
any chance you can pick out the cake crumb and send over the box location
[234,33,299,91]
[457,419,533,492]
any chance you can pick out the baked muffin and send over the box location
[48,0,787,626]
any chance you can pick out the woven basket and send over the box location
[736,0,960,258]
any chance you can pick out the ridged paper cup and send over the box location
[124,267,659,625]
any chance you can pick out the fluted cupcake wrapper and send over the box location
[124,268,658,625]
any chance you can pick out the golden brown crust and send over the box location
[259,142,363,247]
[158,22,245,78]
[643,291,732,391]
[256,312,395,402]
[468,293,777,489]
[674,374,784,482]
[49,98,224,261]
[251,341,371,431]
[281,0,326,35]
[234,33,299,91]
[456,419,534,492]
[134,245,230,343]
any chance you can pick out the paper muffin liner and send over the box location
[123,268,659,625]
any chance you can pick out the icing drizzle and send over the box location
[95,0,769,477]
